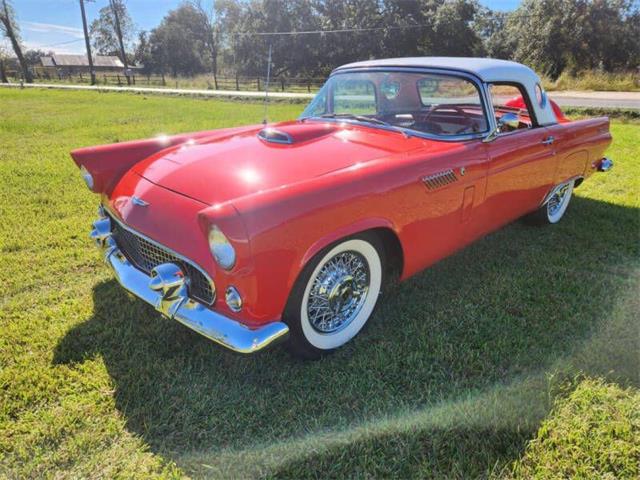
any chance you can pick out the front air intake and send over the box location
[422,169,458,190]
[258,128,293,144]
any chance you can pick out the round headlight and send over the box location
[208,225,236,270]
[80,165,94,190]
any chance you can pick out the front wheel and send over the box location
[284,234,384,359]
[525,179,575,225]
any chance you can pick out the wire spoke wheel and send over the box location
[547,184,570,217]
[307,251,370,333]
[289,236,384,356]
[546,180,574,223]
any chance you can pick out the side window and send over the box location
[418,76,481,107]
[488,83,535,132]
[333,78,377,115]
[416,75,488,135]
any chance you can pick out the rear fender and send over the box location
[70,126,255,195]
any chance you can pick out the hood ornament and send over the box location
[131,196,149,207]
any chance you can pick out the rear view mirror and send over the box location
[483,113,520,143]
[498,113,520,131]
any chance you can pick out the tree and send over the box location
[0,0,32,82]
[190,0,222,84]
[225,0,326,77]
[0,44,9,83]
[109,0,131,84]
[147,3,209,77]
[427,0,485,56]
[506,0,640,78]
[134,31,152,74]
[23,49,47,67]
[89,0,134,56]
[474,7,514,60]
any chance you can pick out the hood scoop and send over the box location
[258,128,293,145]
[257,123,338,145]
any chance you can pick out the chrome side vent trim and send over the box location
[258,128,293,144]
[422,169,458,190]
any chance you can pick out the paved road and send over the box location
[548,90,640,110]
[2,82,639,109]
[0,82,315,100]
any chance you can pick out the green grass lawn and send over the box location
[0,89,638,479]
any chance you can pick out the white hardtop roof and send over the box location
[334,57,541,84]
[333,56,557,125]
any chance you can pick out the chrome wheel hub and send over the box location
[307,251,370,333]
[547,183,570,217]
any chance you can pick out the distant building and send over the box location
[39,54,135,77]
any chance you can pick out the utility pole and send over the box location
[79,0,95,85]
[109,0,130,85]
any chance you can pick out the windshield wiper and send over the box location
[319,112,390,126]
[316,113,411,137]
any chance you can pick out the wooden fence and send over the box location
[5,70,326,93]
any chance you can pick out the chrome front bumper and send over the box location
[90,214,289,354]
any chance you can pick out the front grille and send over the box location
[108,214,215,305]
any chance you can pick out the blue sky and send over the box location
[7,0,522,54]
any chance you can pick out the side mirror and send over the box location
[483,113,520,143]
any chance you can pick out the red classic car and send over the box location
[72,57,613,358]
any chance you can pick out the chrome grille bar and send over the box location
[105,212,215,305]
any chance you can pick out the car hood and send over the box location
[133,121,427,205]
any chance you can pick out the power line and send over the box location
[232,23,433,37]
[229,13,547,38]
[34,38,84,48]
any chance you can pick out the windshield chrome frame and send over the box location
[299,66,495,142]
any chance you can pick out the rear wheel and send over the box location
[284,234,384,359]
[526,179,575,225]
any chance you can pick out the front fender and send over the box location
[300,217,398,267]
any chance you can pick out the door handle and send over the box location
[541,136,555,145]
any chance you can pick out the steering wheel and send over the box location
[421,104,477,134]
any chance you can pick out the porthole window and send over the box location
[535,83,547,107]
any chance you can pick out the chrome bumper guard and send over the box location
[91,213,289,353]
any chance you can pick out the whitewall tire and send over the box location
[526,179,575,225]
[284,234,384,359]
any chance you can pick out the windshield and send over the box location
[300,70,489,137]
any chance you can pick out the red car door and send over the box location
[478,85,558,232]
[481,127,557,228]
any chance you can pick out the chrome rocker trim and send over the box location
[91,213,289,354]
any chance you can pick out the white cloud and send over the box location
[23,21,84,39]
[23,39,85,54]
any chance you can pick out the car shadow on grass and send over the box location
[53,196,639,477]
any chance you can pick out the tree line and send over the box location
[2,0,639,84]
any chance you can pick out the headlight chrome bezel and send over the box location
[208,225,236,270]
[80,165,94,190]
